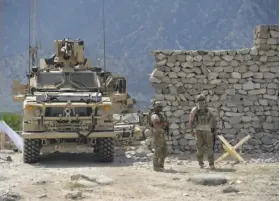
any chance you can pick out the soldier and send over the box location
[189,94,217,169]
[148,101,168,171]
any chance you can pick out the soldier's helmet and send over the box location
[196,94,207,110]
[195,94,206,102]
[152,101,163,109]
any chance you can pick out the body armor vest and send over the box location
[195,108,212,132]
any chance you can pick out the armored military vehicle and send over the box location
[96,65,137,114]
[113,113,143,145]
[12,38,130,163]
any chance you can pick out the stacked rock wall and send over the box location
[149,24,279,154]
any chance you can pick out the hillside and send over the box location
[0,0,278,112]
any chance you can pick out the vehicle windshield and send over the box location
[113,113,139,124]
[36,71,101,90]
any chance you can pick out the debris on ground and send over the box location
[0,156,12,162]
[64,191,83,200]
[0,189,22,201]
[222,186,240,193]
[0,151,277,201]
[32,180,47,185]
[37,194,47,198]
[188,173,228,186]
[70,174,114,186]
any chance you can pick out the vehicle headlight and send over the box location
[25,105,42,117]
[96,105,111,116]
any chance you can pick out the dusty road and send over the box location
[0,148,278,201]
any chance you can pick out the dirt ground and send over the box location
[0,149,278,201]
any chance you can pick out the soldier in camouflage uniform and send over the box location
[149,102,168,172]
[189,94,217,169]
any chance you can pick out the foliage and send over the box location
[0,112,22,131]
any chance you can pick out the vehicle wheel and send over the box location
[23,139,41,164]
[94,138,114,162]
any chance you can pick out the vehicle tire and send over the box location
[94,137,114,163]
[23,139,41,164]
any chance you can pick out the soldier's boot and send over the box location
[153,159,163,172]
[199,162,204,169]
[153,166,163,172]
[209,163,215,169]
[159,157,165,169]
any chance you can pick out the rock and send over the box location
[228,117,242,125]
[6,156,12,162]
[208,72,219,80]
[95,176,114,185]
[135,147,149,157]
[37,194,47,198]
[169,72,178,78]
[231,72,241,79]
[156,53,166,60]
[264,72,275,79]
[0,190,22,201]
[177,72,187,77]
[259,99,268,106]
[261,135,272,145]
[241,116,252,122]
[266,50,276,56]
[65,191,83,200]
[179,138,188,146]
[170,123,179,129]
[267,38,278,45]
[151,69,164,78]
[223,186,239,193]
[263,123,274,130]
[149,76,161,83]
[71,174,95,182]
[269,30,279,38]
[32,180,47,185]
[242,71,254,78]
[222,55,234,61]
[173,110,184,117]
[224,122,231,129]
[72,180,98,188]
[243,81,254,90]
[225,112,244,117]
[189,174,228,186]
[250,47,258,55]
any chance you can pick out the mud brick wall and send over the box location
[149,24,279,154]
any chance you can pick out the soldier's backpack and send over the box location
[195,107,213,132]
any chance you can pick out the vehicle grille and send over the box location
[45,120,91,132]
[45,107,93,117]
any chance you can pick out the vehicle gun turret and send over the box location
[40,38,92,70]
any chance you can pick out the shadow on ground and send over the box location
[32,152,134,168]
[163,169,189,174]
[211,168,236,172]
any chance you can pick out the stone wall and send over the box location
[149,24,279,154]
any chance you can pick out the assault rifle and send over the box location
[161,112,169,140]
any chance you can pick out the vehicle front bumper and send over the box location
[21,130,117,139]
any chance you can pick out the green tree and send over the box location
[0,112,22,131]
